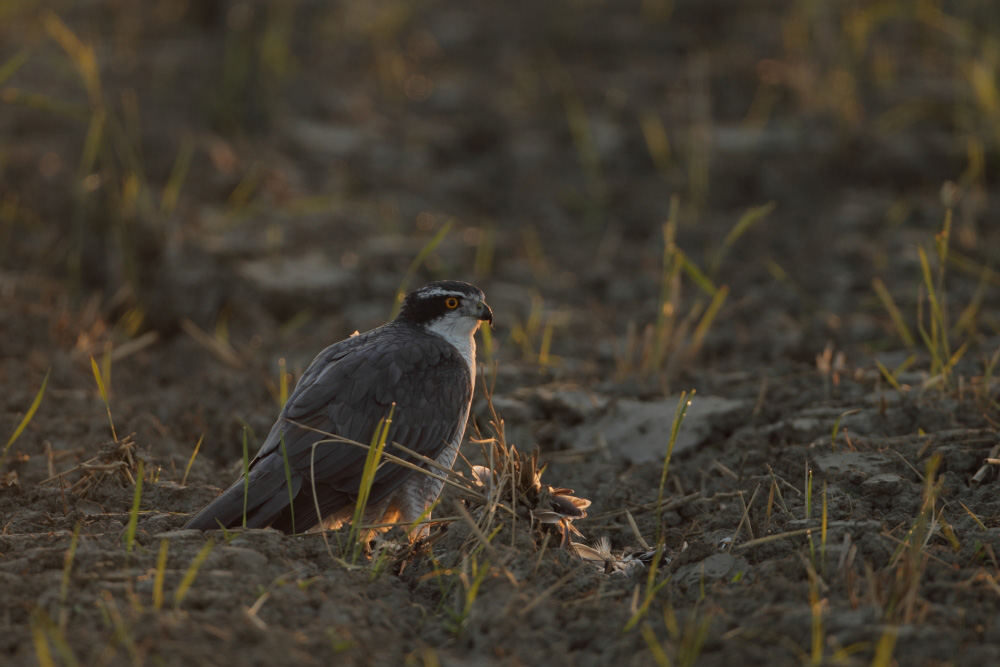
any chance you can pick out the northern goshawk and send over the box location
[184,281,493,535]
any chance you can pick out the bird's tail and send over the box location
[183,464,304,531]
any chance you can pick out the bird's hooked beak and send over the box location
[476,300,494,327]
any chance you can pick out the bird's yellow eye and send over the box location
[445,297,459,309]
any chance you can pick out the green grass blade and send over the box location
[153,539,169,610]
[278,357,290,407]
[830,410,858,449]
[656,391,692,544]
[0,47,30,87]
[676,248,717,297]
[181,434,203,486]
[0,368,49,473]
[58,522,81,632]
[30,610,55,667]
[173,539,215,609]
[392,220,454,318]
[160,137,193,216]
[280,432,295,535]
[640,623,671,667]
[90,356,117,442]
[124,460,144,555]
[958,501,986,532]
[689,285,728,359]
[349,405,395,560]
[709,200,775,277]
[242,427,250,528]
[875,359,902,390]
[871,626,899,667]
[872,277,915,347]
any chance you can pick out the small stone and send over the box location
[76,499,105,515]
[862,472,906,496]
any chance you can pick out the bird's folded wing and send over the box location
[256,329,472,507]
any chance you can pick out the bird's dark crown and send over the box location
[396,281,485,325]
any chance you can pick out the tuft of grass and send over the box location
[616,198,760,386]
[883,453,942,623]
[508,293,566,368]
[641,601,713,667]
[873,214,989,396]
[0,367,49,474]
[174,539,215,610]
[123,460,144,555]
[445,553,491,636]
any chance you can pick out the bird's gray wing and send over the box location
[257,324,471,528]
[185,323,472,531]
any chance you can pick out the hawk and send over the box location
[184,281,493,535]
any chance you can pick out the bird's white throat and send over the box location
[424,315,478,378]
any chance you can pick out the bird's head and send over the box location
[397,281,493,340]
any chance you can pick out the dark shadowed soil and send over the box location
[2,1,1000,665]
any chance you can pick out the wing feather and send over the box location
[231,322,470,530]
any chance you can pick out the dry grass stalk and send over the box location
[40,434,140,497]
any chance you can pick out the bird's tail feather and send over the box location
[183,463,301,531]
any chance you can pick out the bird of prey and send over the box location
[184,281,493,536]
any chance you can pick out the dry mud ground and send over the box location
[2,1,1000,665]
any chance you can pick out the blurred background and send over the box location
[1,0,998,403]
[2,4,1000,664]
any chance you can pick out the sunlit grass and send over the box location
[90,355,117,443]
[445,553,491,636]
[883,453,942,623]
[174,540,215,610]
[152,539,169,611]
[280,432,296,536]
[0,368,49,474]
[180,434,204,486]
[347,406,395,562]
[640,600,712,667]
[616,198,772,386]
[123,459,144,556]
